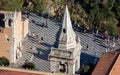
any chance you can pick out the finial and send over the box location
[65,5,68,11]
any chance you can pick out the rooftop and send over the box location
[92,50,120,75]
[109,54,120,75]
[12,12,120,71]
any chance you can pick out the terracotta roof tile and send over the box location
[109,54,120,75]
[91,52,119,75]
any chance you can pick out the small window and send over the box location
[8,19,13,27]
[5,35,9,42]
[63,28,66,33]
[7,39,9,41]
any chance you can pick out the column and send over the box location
[76,54,80,71]
[50,61,57,72]
[68,62,75,74]
[65,64,68,73]
[19,51,22,57]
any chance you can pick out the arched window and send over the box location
[8,19,13,27]
[63,28,66,33]
[0,14,5,27]
[59,61,66,72]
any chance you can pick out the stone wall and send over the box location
[0,66,73,75]
[0,28,13,60]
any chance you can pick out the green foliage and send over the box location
[79,0,119,36]
[116,6,120,18]
[70,3,87,25]
[32,0,47,13]
[0,57,9,66]
[114,4,120,19]
[81,65,90,73]
[22,61,35,70]
[102,19,118,36]
[0,0,119,35]
[0,0,24,11]
[50,0,66,17]
[51,0,65,9]
[81,63,96,75]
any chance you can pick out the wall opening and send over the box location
[63,28,66,33]
[8,19,13,27]
[0,14,5,27]
[7,38,9,41]
[59,62,66,73]
[5,35,10,42]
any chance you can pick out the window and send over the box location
[0,13,5,27]
[5,35,9,42]
[8,19,13,27]
[7,39,9,41]
[63,28,66,33]
[59,61,66,72]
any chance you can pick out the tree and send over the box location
[0,0,25,11]
[0,57,9,66]
[69,2,87,25]
[32,0,47,13]
[114,3,120,21]
[22,61,35,70]
[79,0,119,35]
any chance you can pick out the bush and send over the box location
[81,63,96,75]
[22,61,35,70]
[81,65,90,73]
[0,0,24,11]
[100,18,119,36]
[0,57,9,66]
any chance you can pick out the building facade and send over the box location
[0,11,28,63]
[49,6,82,74]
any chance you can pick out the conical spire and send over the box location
[58,5,76,49]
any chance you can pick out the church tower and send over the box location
[49,5,82,74]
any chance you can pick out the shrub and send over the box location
[0,57,9,66]
[22,61,35,70]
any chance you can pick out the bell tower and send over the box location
[49,5,82,74]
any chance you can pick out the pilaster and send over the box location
[68,63,75,74]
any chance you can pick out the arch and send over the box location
[8,19,13,27]
[63,28,66,33]
[0,14,5,27]
[59,61,66,73]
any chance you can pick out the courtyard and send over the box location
[10,12,120,71]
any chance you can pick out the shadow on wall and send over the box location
[80,52,99,75]
[34,47,50,60]
[54,25,61,48]
[80,52,99,66]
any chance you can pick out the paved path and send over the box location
[12,13,120,71]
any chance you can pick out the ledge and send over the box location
[0,67,74,75]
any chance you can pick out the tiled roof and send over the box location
[109,54,120,75]
[92,52,119,75]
